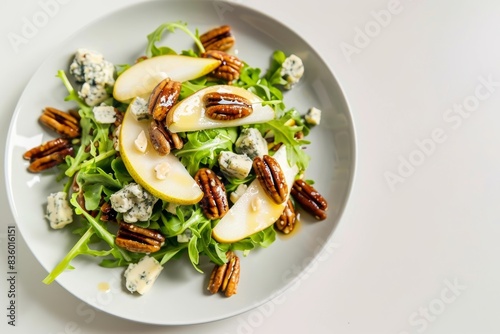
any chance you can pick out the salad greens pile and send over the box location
[42,21,315,285]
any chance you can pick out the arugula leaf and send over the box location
[255,109,311,171]
[146,21,204,58]
[175,128,237,175]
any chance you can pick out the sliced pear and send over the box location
[212,146,298,243]
[166,85,275,133]
[119,98,203,204]
[113,55,221,103]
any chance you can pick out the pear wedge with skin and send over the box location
[212,146,298,243]
[119,98,203,204]
[113,55,220,103]
[166,85,275,133]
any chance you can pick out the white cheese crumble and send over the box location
[124,255,163,295]
[218,151,253,180]
[45,192,73,229]
[134,130,148,153]
[251,197,262,212]
[230,184,248,203]
[280,54,304,89]
[305,107,321,125]
[235,128,268,160]
[93,105,117,124]
[154,162,170,180]
[130,97,150,121]
[177,229,192,243]
[109,183,158,223]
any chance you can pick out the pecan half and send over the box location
[115,222,165,253]
[207,251,240,297]
[275,199,297,234]
[148,120,183,155]
[200,25,235,51]
[100,202,117,222]
[253,155,288,204]
[203,92,253,120]
[202,50,243,82]
[39,107,80,138]
[148,78,181,121]
[290,179,328,220]
[194,168,229,219]
[23,137,74,172]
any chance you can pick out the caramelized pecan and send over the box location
[148,120,183,155]
[253,155,288,204]
[148,78,181,121]
[203,92,253,120]
[23,137,74,172]
[39,107,80,138]
[207,251,240,297]
[202,50,243,82]
[195,168,229,219]
[200,25,235,51]
[275,199,297,234]
[290,179,328,220]
[115,222,165,253]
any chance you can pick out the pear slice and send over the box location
[119,98,203,204]
[113,55,221,103]
[166,85,275,133]
[212,146,298,243]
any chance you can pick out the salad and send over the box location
[23,21,328,297]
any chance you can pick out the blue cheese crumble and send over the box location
[305,107,321,125]
[69,48,115,106]
[235,128,268,160]
[93,105,117,124]
[219,151,253,180]
[280,54,304,89]
[129,97,151,121]
[109,183,158,223]
[45,191,73,229]
[124,255,163,295]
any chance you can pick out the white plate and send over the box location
[4,0,355,325]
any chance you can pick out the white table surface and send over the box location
[2,0,500,333]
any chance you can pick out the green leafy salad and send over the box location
[27,21,325,296]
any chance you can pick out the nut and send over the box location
[115,222,165,253]
[200,25,235,51]
[203,92,253,120]
[202,50,243,82]
[290,179,328,220]
[275,199,297,234]
[148,78,181,121]
[253,155,288,204]
[207,251,240,297]
[194,168,229,219]
[39,107,80,138]
[100,202,117,222]
[148,120,183,155]
[23,137,74,172]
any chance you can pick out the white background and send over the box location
[1,0,500,333]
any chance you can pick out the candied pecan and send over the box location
[23,137,73,172]
[200,25,235,51]
[202,50,243,82]
[275,199,297,234]
[194,168,229,219]
[100,202,118,222]
[115,222,165,253]
[207,251,240,297]
[253,155,288,204]
[203,92,253,120]
[39,107,80,138]
[148,120,183,155]
[290,179,328,220]
[148,78,181,121]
